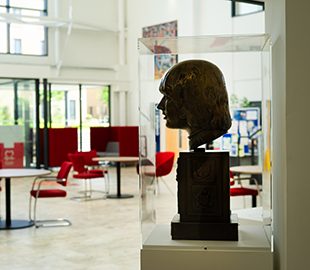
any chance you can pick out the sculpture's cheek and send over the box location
[165,100,188,130]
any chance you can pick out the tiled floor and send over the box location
[0,164,262,270]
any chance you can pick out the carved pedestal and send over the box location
[171,150,238,241]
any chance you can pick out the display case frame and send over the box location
[138,34,272,254]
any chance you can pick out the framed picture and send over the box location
[142,21,178,79]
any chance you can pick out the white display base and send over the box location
[141,224,273,270]
[232,207,264,225]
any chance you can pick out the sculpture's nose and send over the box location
[157,97,165,110]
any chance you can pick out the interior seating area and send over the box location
[0,162,255,269]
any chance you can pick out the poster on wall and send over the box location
[0,125,24,168]
[224,108,261,157]
[142,20,178,79]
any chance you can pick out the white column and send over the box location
[118,0,125,65]
[117,0,126,126]
[119,91,126,126]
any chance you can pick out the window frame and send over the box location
[231,0,265,17]
[0,0,48,56]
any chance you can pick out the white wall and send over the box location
[266,0,310,269]
[126,0,265,126]
[0,0,266,127]
[0,0,133,125]
[0,0,120,81]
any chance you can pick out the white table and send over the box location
[0,168,51,230]
[230,165,262,207]
[230,165,262,175]
[93,157,139,199]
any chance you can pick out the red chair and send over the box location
[75,150,110,192]
[0,159,2,192]
[0,160,2,219]
[155,152,175,195]
[29,161,73,228]
[230,170,261,208]
[68,153,107,201]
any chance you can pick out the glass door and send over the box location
[81,85,110,151]
[0,78,37,168]
[45,83,110,152]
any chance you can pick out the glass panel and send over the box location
[139,35,270,55]
[0,78,37,168]
[10,23,46,55]
[47,84,79,128]
[10,0,45,10]
[139,34,272,246]
[261,39,272,241]
[81,84,110,151]
[10,8,46,21]
[0,21,7,53]
[0,6,6,14]
[139,42,157,245]
[0,0,6,6]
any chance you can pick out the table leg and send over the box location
[117,162,121,197]
[0,177,34,230]
[5,178,11,226]
[107,162,134,199]
[252,195,257,207]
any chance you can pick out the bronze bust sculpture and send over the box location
[157,59,231,150]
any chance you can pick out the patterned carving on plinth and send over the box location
[177,151,230,223]
[172,150,237,241]
[192,185,216,212]
[193,160,214,182]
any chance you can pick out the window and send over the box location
[14,38,21,54]
[70,100,76,120]
[232,1,264,17]
[0,0,47,56]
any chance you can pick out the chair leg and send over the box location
[71,179,107,201]
[30,195,71,228]
[159,177,175,196]
[252,195,257,207]
[29,193,33,221]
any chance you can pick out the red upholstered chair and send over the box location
[29,161,73,228]
[0,159,2,192]
[0,160,2,218]
[75,150,110,192]
[155,152,175,195]
[230,170,261,208]
[68,153,107,201]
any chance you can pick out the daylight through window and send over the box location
[0,0,47,56]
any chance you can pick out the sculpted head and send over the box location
[157,59,231,150]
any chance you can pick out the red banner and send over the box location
[0,143,24,168]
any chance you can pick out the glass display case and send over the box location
[138,34,272,250]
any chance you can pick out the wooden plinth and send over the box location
[171,214,238,241]
[171,150,238,241]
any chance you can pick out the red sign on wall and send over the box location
[0,143,24,168]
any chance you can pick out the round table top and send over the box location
[0,168,51,178]
[93,157,139,163]
[230,165,262,175]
